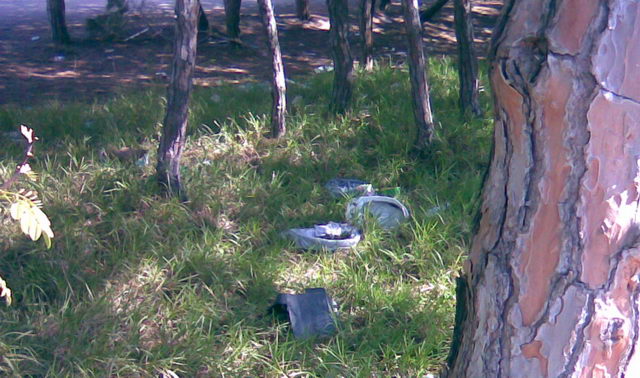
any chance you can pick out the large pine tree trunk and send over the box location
[447,0,640,376]
[453,0,481,116]
[224,0,242,40]
[257,0,287,138]
[327,0,354,114]
[401,0,434,149]
[156,0,199,199]
[359,0,374,71]
[47,0,70,45]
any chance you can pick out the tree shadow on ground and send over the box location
[0,0,502,106]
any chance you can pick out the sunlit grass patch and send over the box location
[0,57,493,376]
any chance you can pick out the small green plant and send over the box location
[3,187,53,247]
[0,125,54,305]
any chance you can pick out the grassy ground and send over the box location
[0,57,493,376]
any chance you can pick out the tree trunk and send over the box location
[359,0,375,71]
[47,0,70,45]
[107,0,129,13]
[401,0,434,149]
[223,0,242,40]
[257,0,287,138]
[295,0,311,21]
[327,0,354,114]
[453,0,481,116]
[156,0,199,199]
[447,0,640,376]
[376,0,391,13]
[420,0,449,22]
[198,1,209,33]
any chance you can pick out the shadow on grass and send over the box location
[0,58,493,375]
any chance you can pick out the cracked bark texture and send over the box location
[156,0,199,199]
[257,0,287,138]
[447,0,640,376]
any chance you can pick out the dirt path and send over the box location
[0,0,501,105]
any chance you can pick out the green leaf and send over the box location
[7,197,54,246]
[9,202,20,219]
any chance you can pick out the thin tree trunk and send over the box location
[447,0,640,376]
[420,0,449,22]
[359,0,374,71]
[295,0,311,21]
[257,0,287,138]
[47,0,70,45]
[327,0,354,114]
[156,0,199,199]
[198,1,209,32]
[223,0,242,40]
[453,0,481,116]
[376,0,391,13]
[401,0,434,149]
[107,0,129,13]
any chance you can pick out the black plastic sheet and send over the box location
[270,288,338,339]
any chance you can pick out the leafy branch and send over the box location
[1,125,38,191]
[1,188,54,248]
[0,125,54,305]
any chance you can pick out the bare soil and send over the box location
[0,0,502,106]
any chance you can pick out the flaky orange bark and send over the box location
[447,1,640,376]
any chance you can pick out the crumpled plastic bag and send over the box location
[270,288,338,339]
[325,178,375,198]
[346,196,410,230]
[283,222,361,251]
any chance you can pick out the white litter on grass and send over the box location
[325,178,375,198]
[283,222,361,251]
[346,196,410,230]
[135,153,149,167]
[314,65,334,73]
[314,222,344,238]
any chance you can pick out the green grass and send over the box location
[0,57,493,376]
